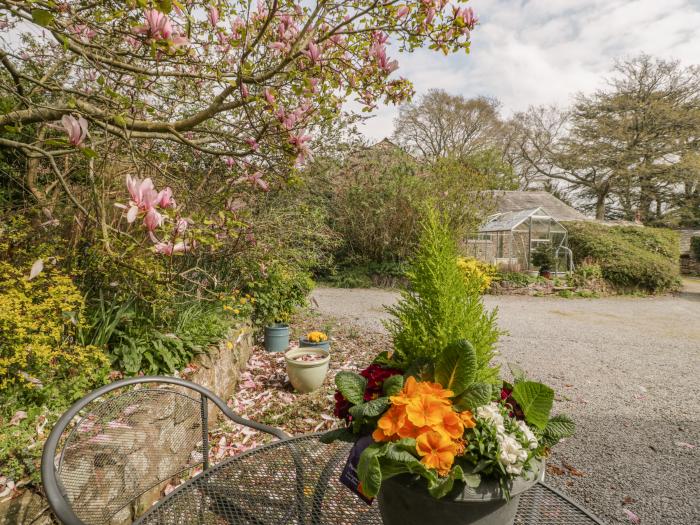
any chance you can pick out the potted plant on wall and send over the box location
[322,210,574,525]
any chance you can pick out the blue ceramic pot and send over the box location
[299,338,330,352]
[264,323,290,353]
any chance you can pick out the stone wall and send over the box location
[0,323,254,525]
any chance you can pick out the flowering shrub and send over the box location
[456,257,497,293]
[0,261,109,484]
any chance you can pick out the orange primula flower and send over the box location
[375,405,406,440]
[435,410,464,439]
[405,395,449,428]
[397,418,423,439]
[459,410,477,429]
[416,431,459,476]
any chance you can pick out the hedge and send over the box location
[566,222,681,293]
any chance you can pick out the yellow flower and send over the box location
[233,308,240,315]
[239,298,247,304]
[306,331,328,342]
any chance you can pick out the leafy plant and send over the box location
[384,208,501,383]
[531,244,556,271]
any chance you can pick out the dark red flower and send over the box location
[334,390,352,420]
[501,387,524,419]
[333,364,402,422]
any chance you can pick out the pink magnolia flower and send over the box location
[61,115,88,146]
[155,187,175,208]
[230,16,244,39]
[135,9,173,40]
[154,241,189,255]
[175,218,190,234]
[263,88,275,106]
[289,132,312,163]
[208,5,219,27]
[235,171,269,191]
[245,138,260,151]
[397,6,410,19]
[302,41,321,65]
[240,84,249,98]
[143,207,163,231]
[68,24,96,43]
[308,77,320,94]
[223,156,235,168]
[425,7,436,25]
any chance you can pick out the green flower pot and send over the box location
[299,337,331,352]
[378,461,544,525]
[284,347,330,393]
[264,323,290,353]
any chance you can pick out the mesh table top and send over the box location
[135,435,603,525]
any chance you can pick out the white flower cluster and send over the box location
[476,402,538,476]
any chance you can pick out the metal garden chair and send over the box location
[41,376,289,525]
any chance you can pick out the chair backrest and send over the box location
[42,377,233,525]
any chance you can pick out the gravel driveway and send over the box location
[311,284,700,525]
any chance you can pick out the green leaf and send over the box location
[427,465,467,499]
[357,445,383,497]
[542,414,575,447]
[155,0,172,13]
[382,374,404,396]
[452,382,492,411]
[335,371,367,405]
[434,340,476,396]
[113,115,127,128]
[81,147,98,159]
[511,381,554,430]
[31,9,54,27]
[319,428,356,444]
[348,397,390,419]
[508,362,527,383]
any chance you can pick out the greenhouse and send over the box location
[465,207,570,271]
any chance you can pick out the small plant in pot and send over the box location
[300,330,330,352]
[531,244,556,279]
[285,347,330,393]
[264,321,290,353]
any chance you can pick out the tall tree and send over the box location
[393,89,503,159]
[512,56,700,223]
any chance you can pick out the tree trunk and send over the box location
[595,193,606,220]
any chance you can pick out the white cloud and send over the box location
[356,0,700,141]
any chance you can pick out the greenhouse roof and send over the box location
[479,207,558,232]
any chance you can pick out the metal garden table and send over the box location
[135,435,605,525]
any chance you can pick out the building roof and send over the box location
[479,207,567,233]
[488,191,589,222]
[480,208,542,232]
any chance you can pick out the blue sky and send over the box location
[356,0,700,140]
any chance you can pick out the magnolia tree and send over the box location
[0,0,477,257]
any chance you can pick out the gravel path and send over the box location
[311,283,700,525]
